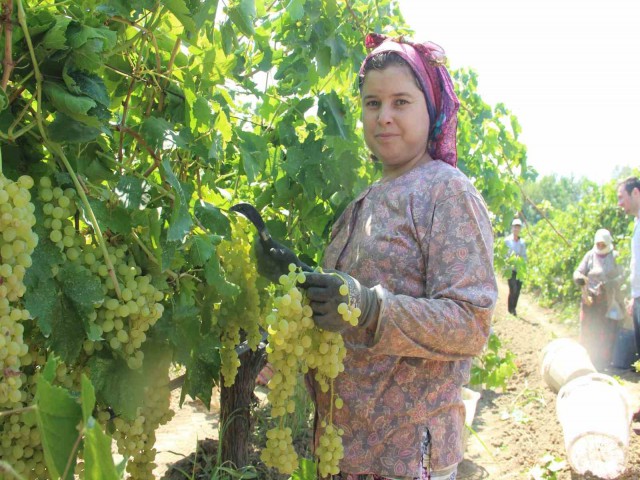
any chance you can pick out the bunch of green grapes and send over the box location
[215,216,266,387]
[0,348,49,479]
[0,174,37,410]
[260,266,358,476]
[37,177,165,370]
[103,367,174,480]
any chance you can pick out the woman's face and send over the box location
[596,241,607,251]
[361,64,431,178]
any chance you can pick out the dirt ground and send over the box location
[152,278,640,480]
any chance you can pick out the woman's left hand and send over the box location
[302,271,380,332]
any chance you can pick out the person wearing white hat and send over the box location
[573,228,624,369]
[505,218,526,316]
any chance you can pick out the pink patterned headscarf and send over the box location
[359,33,460,168]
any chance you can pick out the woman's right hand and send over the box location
[574,272,587,286]
[254,238,311,283]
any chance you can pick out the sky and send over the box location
[397,0,640,183]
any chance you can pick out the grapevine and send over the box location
[260,266,359,477]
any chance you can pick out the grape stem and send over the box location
[16,0,122,299]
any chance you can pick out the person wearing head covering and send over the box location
[573,228,624,369]
[257,33,497,480]
[504,218,527,316]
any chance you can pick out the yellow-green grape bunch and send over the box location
[0,350,49,479]
[261,265,356,476]
[337,281,361,327]
[0,174,37,410]
[316,419,345,477]
[215,216,266,387]
[0,174,38,302]
[87,247,164,370]
[261,426,298,475]
[260,267,312,473]
[37,176,164,369]
[0,410,47,479]
[107,370,174,480]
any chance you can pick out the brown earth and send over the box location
[152,277,640,480]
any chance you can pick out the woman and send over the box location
[573,228,624,370]
[259,34,497,480]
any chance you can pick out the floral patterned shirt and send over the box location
[311,160,497,478]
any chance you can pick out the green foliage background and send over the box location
[0,0,531,475]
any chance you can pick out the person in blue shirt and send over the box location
[505,218,527,316]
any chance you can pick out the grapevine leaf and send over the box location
[80,374,96,423]
[163,0,197,32]
[58,262,103,319]
[35,367,83,480]
[204,255,240,297]
[66,22,117,51]
[24,237,63,336]
[161,238,179,272]
[318,92,347,138]
[44,82,97,119]
[194,200,231,238]
[48,113,104,143]
[191,0,219,30]
[227,0,256,37]
[188,233,217,266]
[287,0,305,20]
[49,296,85,364]
[162,158,194,242]
[62,67,110,107]
[238,131,267,183]
[83,415,121,480]
[89,356,146,420]
[41,16,72,51]
[114,176,152,210]
[140,117,174,150]
[158,302,200,365]
[84,198,132,235]
[182,357,218,408]
[291,457,317,480]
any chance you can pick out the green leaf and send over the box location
[80,374,96,423]
[89,356,146,420]
[318,92,347,138]
[139,117,174,150]
[48,113,104,143]
[49,295,85,364]
[204,255,240,297]
[291,457,317,480]
[227,0,256,37]
[287,0,305,21]
[62,67,110,107]
[183,357,218,408]
[83,416,121,480]
[44,82,97,119]
[24,238,63,337]
[41,16,72,51]
[164,0,197,31]
[66,22,117,51]
[82,198,132,235]
[188,233,217,266]
[58,263,104,319]
[35,370,83,480]
[194,200,231,237]
[114,176,152,211]
[162,158,193,242]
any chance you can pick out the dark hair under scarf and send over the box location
[359,33,460,168]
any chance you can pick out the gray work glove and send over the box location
[302,271,380,333]
[254,238,311,283]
